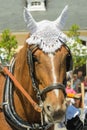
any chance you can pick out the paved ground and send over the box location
[55,124,66,130]
[56,127,66,130]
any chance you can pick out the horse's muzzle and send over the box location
[41,83,67,123]
[44,108,66,123]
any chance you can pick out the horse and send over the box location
[0,5,73,130]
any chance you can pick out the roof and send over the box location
[0,0,87,33]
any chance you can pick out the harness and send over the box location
[1,44,71,130]
[2,59,53,130]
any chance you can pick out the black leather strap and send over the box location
[40,83,66,100]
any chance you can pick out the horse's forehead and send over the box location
[36,47,67,63]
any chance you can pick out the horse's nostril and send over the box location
[46,105,53,112]
[47,105,50,111]
[53,110,65,120]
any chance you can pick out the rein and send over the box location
[0,64,42,113]
[1,59,53,130]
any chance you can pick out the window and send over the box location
[27,0,46,11]
[31,2,41,6]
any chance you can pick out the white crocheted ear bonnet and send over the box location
[24,5,69,53]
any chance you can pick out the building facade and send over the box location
[0,0,87,32]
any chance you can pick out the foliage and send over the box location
[0,29,18,63]
[67,24,87,69]
[67,24,80,38]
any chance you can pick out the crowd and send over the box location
[58,70,87,130]
[66,70,87,97]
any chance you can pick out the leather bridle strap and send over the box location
[0,64,42,113]
[27,46,41,101]
[27,45,39,92]
[40,83,66,100]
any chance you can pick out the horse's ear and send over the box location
[23,7,37,34]
[55,5,68,30]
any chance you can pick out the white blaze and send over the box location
[48,54,57,83]
[48,54,59,97]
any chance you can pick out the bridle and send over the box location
[1,44,70,130]
[27,44,67,127]
[27,45,66,102]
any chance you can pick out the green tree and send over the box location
[0,29,18,63]
[67,24,87,70]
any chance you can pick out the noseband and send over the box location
[27,45,66,102]
[40,83,66,100]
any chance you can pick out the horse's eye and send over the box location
[33,55,39,63]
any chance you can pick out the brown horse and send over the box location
[0,5,73,130]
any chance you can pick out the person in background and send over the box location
[66,81,76,95]
[77,71,84,82]
[72,74,81,93]
[66,80,82,108]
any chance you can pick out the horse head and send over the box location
[14,5,73,125]
[27,44,71,124]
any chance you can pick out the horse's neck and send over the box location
[13,44,40,123]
